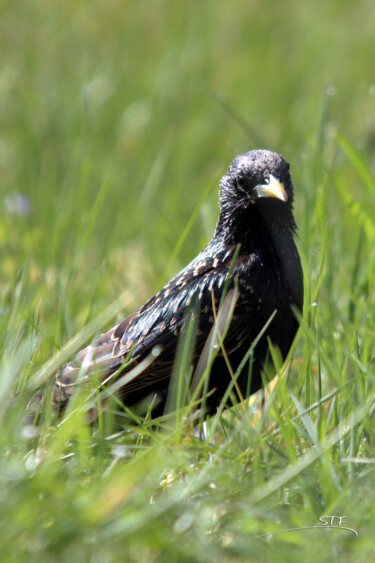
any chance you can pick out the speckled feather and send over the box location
[53,150,303,414]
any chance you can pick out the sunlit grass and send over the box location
[1,1,375,561]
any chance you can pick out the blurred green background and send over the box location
[1,1,375,561]
[2,0,375,297]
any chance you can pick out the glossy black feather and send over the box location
[53,149,303,415]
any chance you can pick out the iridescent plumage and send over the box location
[53,150,303,415]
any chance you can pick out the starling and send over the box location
[53,150,303,416]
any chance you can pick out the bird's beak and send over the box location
[253,174,288,202]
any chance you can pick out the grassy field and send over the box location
[1,0,375,561]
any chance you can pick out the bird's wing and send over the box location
[53,243,251,406]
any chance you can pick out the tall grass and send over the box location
[1,1,375,561]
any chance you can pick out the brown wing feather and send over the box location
[52,243,237,410]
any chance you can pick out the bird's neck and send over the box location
[215,202,303,309]
[215,201,295,248]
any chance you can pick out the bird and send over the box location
[52,149,303,417]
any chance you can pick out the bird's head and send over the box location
[222,149,293,207]
[216,150,296,242]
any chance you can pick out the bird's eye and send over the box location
[237,175,247,189]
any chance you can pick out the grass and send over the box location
[1,0,375,561]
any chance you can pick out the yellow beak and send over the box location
[254,174,288,202]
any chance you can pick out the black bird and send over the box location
[52,150,303,416]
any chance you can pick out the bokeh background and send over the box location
[2,1,375,306]
[1,1,375,561]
